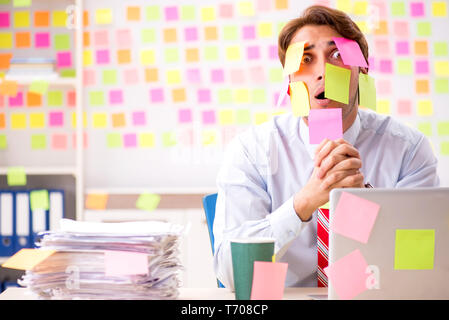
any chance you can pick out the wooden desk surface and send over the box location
[0,287,327,300]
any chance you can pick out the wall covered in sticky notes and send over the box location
[0,0,448,189]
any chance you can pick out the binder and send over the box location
[49,190,64,231]
[14,191,32,251]
[0,192,15,257]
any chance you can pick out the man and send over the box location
[213,5,439,289]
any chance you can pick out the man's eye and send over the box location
[332,50,341,59]
[302,55,312,64]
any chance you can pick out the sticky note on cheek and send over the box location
[325,63,351,104]
[289,81,310,117]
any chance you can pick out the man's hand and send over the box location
[293,138,364,221]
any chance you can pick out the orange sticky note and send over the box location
[85,193,108,210]
[1,249,55,270]
[0,80,18,96]
[250,261,288,300]
[0,53,12,69]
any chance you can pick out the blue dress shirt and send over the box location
[213,108,440,289]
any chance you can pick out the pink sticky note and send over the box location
[178,128,193,146]
[395,41,409,55]
[109,90,123,104]
[247,46,260,60]
[202,110,216,124]
[324,249,370,300]
[415,60,429,74]
[211,69,224,83]
[67,91,76,107]
[96,49,110,64]
[178,108,192,123]
[250,261,288,300]
[308,108,343,144]
[83,69,96,86]
[150,88,164,103]
[9,92,23,107]
[57,51,72,68]
[132,111,146,126]
[0,12,10,28]
[123,68,139,84]
[52,134,67,150]
[219,3,234,18]
[123,133,137,148]
[184,27,198,41]
[410,2,425,17]
[256,0,271,11]
[230,69,245,84]
[242,25,255,40]
[197,89,211,103]
[104,251,148,276]
[377,79,391,95]
[268,45,278,60]
[249,66,265,84]
[332,191,380,244]
[379,59,393,73]
[333,37,368,68]
[35,32,50,48]
[374,39,390,55]
[394,21,409,37]
[116,29,131,48]
[186,68,201,83]
[94,30,109,47]
[49,111,64,127]
[368,57,375,71]
[165,6,178,21]
[397,99,412,115]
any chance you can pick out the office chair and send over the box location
[202,193,225,288]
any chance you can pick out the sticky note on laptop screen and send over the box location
[324,63,351,104]
[332,37,368,68]
[308,108,343,144]
[394,229,435,270]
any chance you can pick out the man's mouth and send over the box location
[315,91,326,100]
[314,90,330,106]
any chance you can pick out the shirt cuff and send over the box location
[267,196,311,251]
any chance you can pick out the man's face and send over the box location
[289,25,363,131]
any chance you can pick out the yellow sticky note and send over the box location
[140,49,155,65]
[92,113,107,128]
[138,132,155,147]
[238,1,255,16]
[166,70,181,84]
[394,229,435,270]
[434,61,449,76]
[218,110,235,125]
[258,22,273,38]
[353,1,368,15]
[7,166,26,186]
[290,81,310,117]
[200,7,216,21]
[52,10,67,27]
[336,0,352,13]
[0,32,13,49]
[29,113,45,129]
[254,111,269,125]
[83,50,93,66]
[95,8,113,24]
[136,193,161,211]
[14,11,30,28]
[234,89,249,104]
[85,193,108,210]
[11,113,26,129]
[320,202,330,209]
[2,249,55,270]
[417,100,433,116]
[432,1,447,17]
[358,73,377,111]
[226,46,241,61]
[376,100,391,115]
[202,129,217,146]
[283,41,305,77]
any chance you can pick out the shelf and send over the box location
[3,76,77,86]
[0,166,77,176]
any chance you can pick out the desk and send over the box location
[0,287,327,300]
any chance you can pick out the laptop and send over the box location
[322,187,449,300]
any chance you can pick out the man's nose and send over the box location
[315,61,325,81]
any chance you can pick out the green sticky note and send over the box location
[106,133,122,148]
[417,22,432,36]
[441,141,449,155]
[325,63,351,104]
[397,59,413,75]
[13,0,30,7]
[251,89,267,104]
[204,46,219,61]
[181,5,195,20]
[47,91,63,106]
[435,78,449,93]
[391,1,406,16]
[358,73,376,110]
[7,166,26,186]
[434,42,448,56]
[268,68,283,83]
[145,5,160,21]
[394,229,435,270]
[29,80,49,95]
[320,202,330,209]
[59,69,76,78]
[164,48,179,63]
[0,134,6,149]
[54,34,70,50]
[417,122,432,136]
[223,26,238,40]
[102,70,117,85]
[30,190,49,211]
[31,134,46,149]
[217,89,233,104]
[162,132,177,147]
[136,193,161,212]
[141,29,156,44]
[89,91,105,106]
[437,122,449,136]
[236,109,251,124]
[0,0,11,5]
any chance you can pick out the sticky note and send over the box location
[417,22,431,36]
[132,111,146,126]
[258,22,273,38]
[15,31,30,48]
[202,110,216,124]
[96,49,109,64]
[435,78,449,93]
[106,133,121,148]
[13,0,31,7]
[162,131,177,147]
[34,11,49,27]
[14,11,29,28]
[85,193,108,210]
[324,249,369,300]
[95,8,112,24]
[200,7,216,21]
[0,32,12,49]
[127,6,140,21]
[283,41,305,77]
[109,90,123,105]
[7,166,26,186]
[123,133,136,148]
[140,49,155,65]
[417,100,433,116]
[149,88,164,103]
[57,51,72,68]
[410,2,425,17]
[48,90,63,106]
[432,1,447,17]
[11,113,26,129]
[52,11,67,27]
[0,80,18,96]
[104,251,148,276]
[332,191,380,243]
[226,46,240,61]
[138,133,155,148]
[308,108,343,144]
[165,6,179,21]
[395,41,409,55]
[30,189,49,211]
[9,91,23,107]
[289,81,310,116]
[178,109,192,123]
[198,89,211,103]
[54,33,70,50]
[333,37,368,68]
[52,134,67,150]
[324,63,351,104]
[435,61,449,76]
[250,261,288,300]
[358,73,376,111]
[441,142,449,155]
[1,249,55,270]
[394,229,435,270]
[434,42,448,56]
[49,111,64,127]
[35,32,50,48]
[136,193,161,211]
[92,113,107,128]
[29,113,45,128]
[116,29,131,47]
[0,53,12,69]
[29,80,48,95]
[89,91,104,106]
[31,134,46,149]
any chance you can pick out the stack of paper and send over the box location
[17,219,184,300]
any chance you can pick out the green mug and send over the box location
[230,237,275,300]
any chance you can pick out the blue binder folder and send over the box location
[14,191,32,252]
[0,191,15,257]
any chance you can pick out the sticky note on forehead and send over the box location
[289,81,310,117]
[332,37,368,68]
[325,63,351,104]
[308,108,343,144]
[283,41,306,77]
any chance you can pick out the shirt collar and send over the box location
[299,110,361,160]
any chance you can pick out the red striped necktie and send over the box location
[317,207,329,287]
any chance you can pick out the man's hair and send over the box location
[278,5,369,68]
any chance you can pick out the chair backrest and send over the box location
[202,193,225,288]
